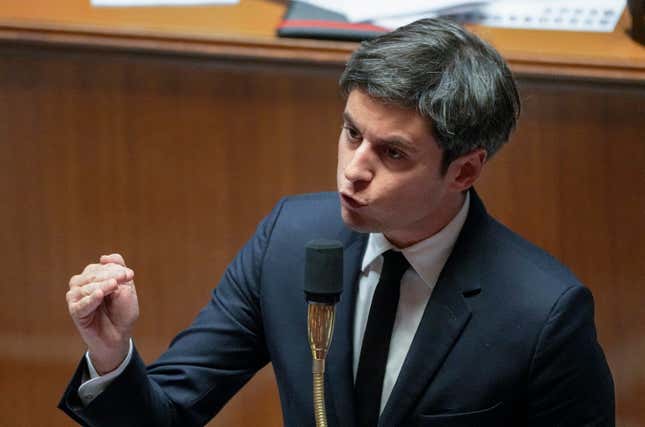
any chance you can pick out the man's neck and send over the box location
[385,191,467,249]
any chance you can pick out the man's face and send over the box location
[337,90,462,247]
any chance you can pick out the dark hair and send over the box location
[339,18,520,174]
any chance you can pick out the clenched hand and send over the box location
[66,253,139,374]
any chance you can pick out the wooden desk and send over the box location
[1,0,645,79]
[1,2,643,426]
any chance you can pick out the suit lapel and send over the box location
[378,271,473,426]
[326,231,367,427]
[379,190,487,426]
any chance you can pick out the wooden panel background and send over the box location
[0,42,643,426]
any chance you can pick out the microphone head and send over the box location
[304,239,344,304]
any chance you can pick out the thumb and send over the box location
[100,253,127,267]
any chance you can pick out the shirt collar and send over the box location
[361,192,470,288]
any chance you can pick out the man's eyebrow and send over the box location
[379,138,418,153]
[342,111,356,127]
[342,110,418,153]
[379,137,418,154]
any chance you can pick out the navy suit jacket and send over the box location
[60,191,614,426]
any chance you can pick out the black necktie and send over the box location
[355,250,409,427]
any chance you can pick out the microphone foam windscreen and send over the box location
[304,239,343,301]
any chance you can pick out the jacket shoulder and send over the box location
[279,192,340,212]
[477,217,586,315]
[265,192,359,252]
[274,192,344,232]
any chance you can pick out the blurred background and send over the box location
[1,0,643,425]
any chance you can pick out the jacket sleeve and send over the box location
[58,198,287,427]
[526,285,615,426]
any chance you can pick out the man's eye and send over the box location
[344,126,361,141]
[385,147,404,160]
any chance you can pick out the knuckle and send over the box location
[82,284,94,297]
[70,288,83,301]
[68,275,79,288]
[68,301,79,317]
[82,263,97,274]
[106,264,125,276]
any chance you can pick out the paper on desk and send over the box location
[300,0,492,22]
[301,0,625,32]
[373,0,626,32]
[91,0,237,6]
[470,0,625,32]
[345,1,489,22]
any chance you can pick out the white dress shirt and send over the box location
[80,193,470,411]
[78,340,133,406]
[353,192,470,412]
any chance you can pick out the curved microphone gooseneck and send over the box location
[304,239,344,427]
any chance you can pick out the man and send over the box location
[60,19,614,426]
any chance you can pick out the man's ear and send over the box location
[445,148,487,191]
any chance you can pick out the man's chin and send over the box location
[340,207,375,233]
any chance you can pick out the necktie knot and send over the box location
[381,250,409,282]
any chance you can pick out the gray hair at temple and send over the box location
[339,18,521,174]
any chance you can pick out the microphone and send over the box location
[304,239,343,427]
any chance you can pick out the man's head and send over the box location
[336,19,520,247]
[339,18,520,174]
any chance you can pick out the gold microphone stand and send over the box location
[307,302,336,427]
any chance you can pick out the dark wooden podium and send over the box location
[1,1,643,425]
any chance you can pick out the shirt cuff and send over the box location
[77,339,133,406]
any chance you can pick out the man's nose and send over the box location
[344,144,375,184]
